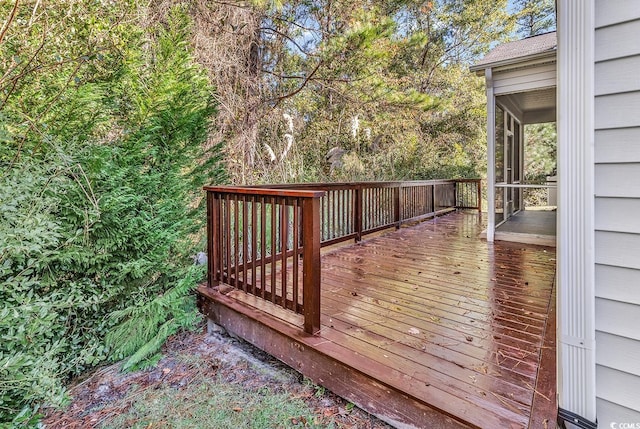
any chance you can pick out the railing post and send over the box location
[453,180,458,208]
[354,186,363,242]
[302,196,321,334]
[477,179,482,212]
[431,184,436,213]
[207,191,220,287]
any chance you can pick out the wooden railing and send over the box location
[204,179,481,335]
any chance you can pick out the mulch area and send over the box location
[42,324,391,428]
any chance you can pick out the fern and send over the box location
[106,265,204,371]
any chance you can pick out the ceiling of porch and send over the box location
[498,87,556,124]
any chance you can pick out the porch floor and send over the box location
[198,210,557,429]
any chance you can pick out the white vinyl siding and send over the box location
[492,63,556,95]
[595,0,640,28]
[595,265,640,306]
[595,232,640,271]
[595,164,640,198]
[596,332,640,377]
[595,198,640,234]
[595,298,640,341]
[595,92,640,130]
[594,7,640,426]
[597,399,640,429]
[595,128,640,163]
[595,56,640,96]
[595,19,640,62]
[596,365,640,413]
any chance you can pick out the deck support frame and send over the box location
[198,291,471,429]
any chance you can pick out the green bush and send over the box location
[0,5,224,424]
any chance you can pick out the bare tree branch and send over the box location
[0,0,20,45]
[260,26,318,57]
[266,59,322,106]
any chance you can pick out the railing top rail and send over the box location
[204,185,326,199]
[236,178,481,190]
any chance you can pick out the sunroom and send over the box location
[470,31,557,247]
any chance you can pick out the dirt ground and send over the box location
[42,324,391,428]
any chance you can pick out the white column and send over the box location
[485,68,495,242]
[557,0,597,424]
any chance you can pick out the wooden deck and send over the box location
[198,210,557,429]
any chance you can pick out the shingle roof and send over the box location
[471,31,557,70]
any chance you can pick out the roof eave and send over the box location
[469,50,557,75]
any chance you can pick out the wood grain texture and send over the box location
[198,210,557,428]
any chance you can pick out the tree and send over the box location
[513,0,555,38]
[0,2,224,423]
[152,0,513,184]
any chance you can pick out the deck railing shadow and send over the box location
[204,179,481,335]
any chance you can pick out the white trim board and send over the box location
[557,0,597,423]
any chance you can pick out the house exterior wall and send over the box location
[493,63,556,96]
[593,0,640,425]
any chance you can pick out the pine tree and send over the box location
[513,0,556,38]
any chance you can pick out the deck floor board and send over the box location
[198,210,557,428]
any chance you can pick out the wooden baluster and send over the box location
[327,191,336,239]
[377,187,381,227]
[260,197,266,299]
[355,186,362,242]
[370,187,374,229]
[207,192,219,287]
[362,188,366,231]
[477,180,482,212]
[302,196,321,334]
[336,189,340,238]
[328,190,332,239]
[407,186,416,218]
[423,184,428,215]
[281,201,288,310]
[341,189,346,237]
[383,188,387,225]
[293,199,300,313]
[242,195,248,292]
[373,187,377,228]
[431,184,435,213]
[225,195,231,286]
[395,185,401,226]
[367,187,372,230]
[251,196,257,295]
[217,195,224,284]
[321,195,326,242]
[336,189,344,237]
[233,196,239,288]
[380,187,384,226]
[389,187,394,225]
[271,197,277,304]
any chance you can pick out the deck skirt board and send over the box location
[198,210,557,428]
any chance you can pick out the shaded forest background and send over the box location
[0,0,554,425]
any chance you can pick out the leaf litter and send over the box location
[42,324,391,429]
